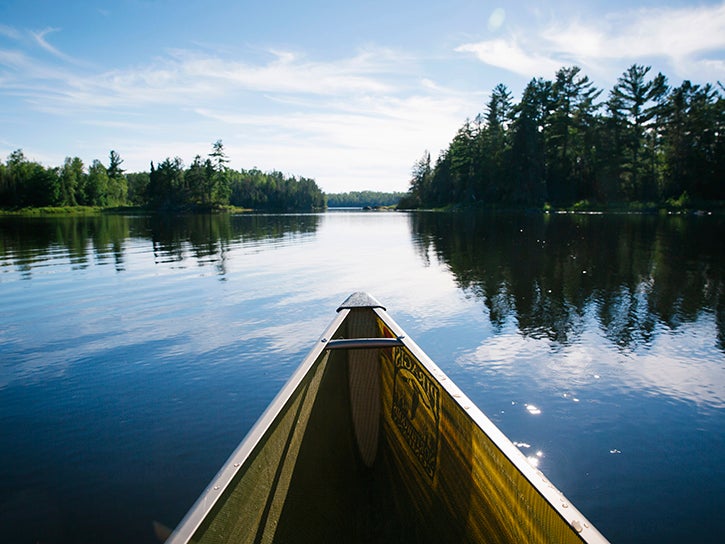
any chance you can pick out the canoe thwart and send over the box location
[323,337,404,350]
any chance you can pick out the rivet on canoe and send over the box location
[213,486,220,491]
[571,520,583,533]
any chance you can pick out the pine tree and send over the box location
[609,64,668,200]
[510,78,550,205]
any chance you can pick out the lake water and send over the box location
[1,210,723,543]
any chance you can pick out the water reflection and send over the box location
[1,210,722,543]
[410,211,724,352]
[0,213,320,279]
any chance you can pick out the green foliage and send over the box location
[406,151,432,206]
[509,78,550,205]
[326,190,405,208]
[84,160,110,206]
[206,140,231,205]
[228,169,324,211]
[666,191,691,211]
[1,141,324,212]
[572,199,592,210]
[106,150,127,205]
[405,64,723,210]
[0,205,103,215]
[0,151,60,207]
[59,157,82,206]
[126,172,150,205]
[0,150,130,209]
[147,157,185,209]
[545,67,602,204]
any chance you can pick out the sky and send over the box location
[1,0,723,193]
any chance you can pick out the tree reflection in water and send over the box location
[410,211,724,352]
[0,213,321,280]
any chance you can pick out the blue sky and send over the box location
[1,0,723,193]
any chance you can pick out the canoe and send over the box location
[167,292,609,543]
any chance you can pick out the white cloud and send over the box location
[457,3,725,84]
[166,48,395,96]
[192,89,469,192]
[6,46,407,112]
[0,36,474,191]
[455,38,561,79]
[543,4,725,66]
[0,48,29,70]
[615,4,725,59]
[0,24,21,40]
[30,27,88,67]
[460,315,725,410]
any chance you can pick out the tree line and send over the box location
[326,191,405,207]
[0,141,325,212]
[400,64,724,209]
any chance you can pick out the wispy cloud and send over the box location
[0,33,474,190]
[30,27,89,67]
[4,46,407,112]
[0,24,21,40]
[455,38,562,79]
[190,88,471,191]
[456,2,725,83]
[167,48,396,96]
[542,3,725,76]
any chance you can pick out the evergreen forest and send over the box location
[400,64,724,209]
[0,141,325,212]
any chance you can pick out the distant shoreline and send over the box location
[0,205,256,216]
[3,201,723,217]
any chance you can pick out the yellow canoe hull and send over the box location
[168,293,609,543]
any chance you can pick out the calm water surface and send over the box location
[1,211,723,543]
